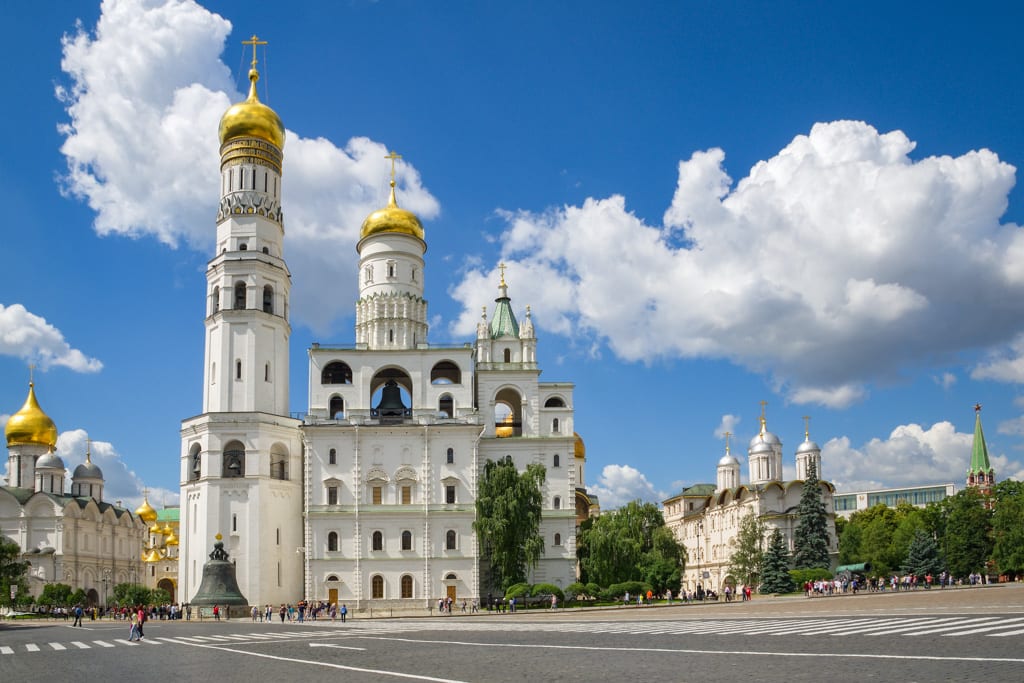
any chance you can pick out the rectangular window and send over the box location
[372,486,382,505]
[402,486,411,505]
[327,486,338,505]
[445,485,456,504]
[232,514,237,532]
[276,528,280,545]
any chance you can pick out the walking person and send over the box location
[136,606,146,640]
[128,611,140,641]
[340,603,347,623]
[72,604,83,627]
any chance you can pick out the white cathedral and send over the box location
[178,52,592,609]
[662,411,838,594]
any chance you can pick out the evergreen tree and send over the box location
[729,511,766,586]
[792,460,831,569]
[759,528,794,594]
[474,456,546,591]
[903,529,943,579]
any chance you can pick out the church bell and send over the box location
[375,379,407,417]
[190,537,249,608]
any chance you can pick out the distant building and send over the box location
[833,483,955,519]
[663,410,838,593]
[1,381,147,606]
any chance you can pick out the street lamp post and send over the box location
[696,520,704,600]
[101,569,111,613]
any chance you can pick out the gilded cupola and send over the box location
[218,37,285,150]
[217,35,285,178]
[5,382,58,448]
[135,495,158,524]
[359,150,425,242]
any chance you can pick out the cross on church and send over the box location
[724,431,731,453]
[242,34,267,69]
[385,150,402,184]
[498,262,507,286]
[803,415,811,438]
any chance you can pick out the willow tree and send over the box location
[474,456,546,591]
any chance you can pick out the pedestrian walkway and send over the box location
[0,630,327,656]
[4,616,1023,656]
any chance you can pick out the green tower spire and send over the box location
[967,403,993,476]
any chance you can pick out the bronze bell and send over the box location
[190,539,248,607]
[375,379,407,417]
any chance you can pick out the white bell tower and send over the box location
[179,36,302,610]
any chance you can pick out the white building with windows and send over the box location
[179,53,588,610]
[663,414,838,593]
[1,382,147,606]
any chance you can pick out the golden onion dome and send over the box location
[495,414,514,439]
[360,181,425,242]
[5,383,58,448]
[135,497,158,524]
[218,67,285,150]
[165,531,179,546]
[142,548,163,563]
[574,432,586,459]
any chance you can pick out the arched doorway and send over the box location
[157,578,176,603]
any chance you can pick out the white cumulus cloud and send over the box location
[824,421,1024,491]
[58,0,439,335]
[452,121,1024,408]
[56,429,179,510]
[0,304,102,372]
[588,464,667,510]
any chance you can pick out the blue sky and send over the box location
[3,0,1024,510]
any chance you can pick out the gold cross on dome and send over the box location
[724,431,731,453]
[498,262,507,286]
[385,150,403,185]
[242,34,267,69]
[28,363,35,384]
[803,415,811,439]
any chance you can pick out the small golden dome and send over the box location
[574,432,586,459]
[5,383,58,448]
[135,497,158,524]
[218,68,285,150]
[142,548,163,563]
[360,182,425,241]
[165,531,179,546]
[495,414,514,439]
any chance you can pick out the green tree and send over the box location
[837,518,863,565]
[578,500,684,591]
[903,529,943,579]
[39,583,74,607]
[111,582,158,607]
[942,488,993,579]
[0,537,29,607]
[759,528,794,594]
[474,456,546,592]
[729,511,766,585]
[792,461,830,569]
[991,480,1024,578]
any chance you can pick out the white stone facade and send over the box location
[663,420,837,593]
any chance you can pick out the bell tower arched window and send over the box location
[234,282,246,309]
[222,441,245,478]
[263,285,274,314]
[372,531,383,551]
